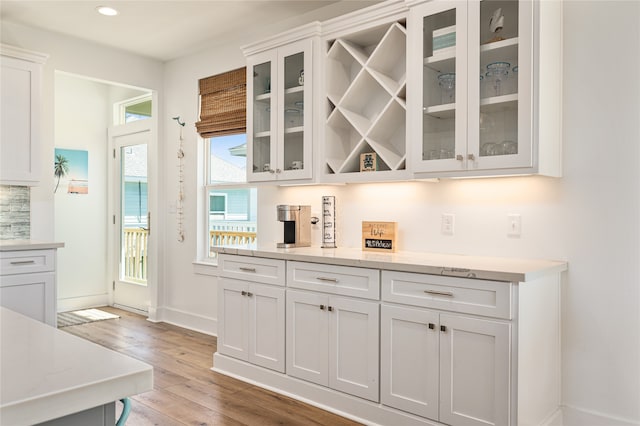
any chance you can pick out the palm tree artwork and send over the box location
[54,153,69,193]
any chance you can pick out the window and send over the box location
[204,135,257,258]
[115,94,152,124]
[197,68,254,260]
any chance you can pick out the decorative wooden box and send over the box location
[362,221,397,252]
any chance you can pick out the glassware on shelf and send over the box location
[438,72,456,104]
[501,140,517,155]
[486,62,510,97]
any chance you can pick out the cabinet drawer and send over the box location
[0,250,55,275]
[287,261,380,300]
[219,255,285,286]
[382,271,511,319]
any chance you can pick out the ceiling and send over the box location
[0,1,376,62]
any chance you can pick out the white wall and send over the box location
[53,74,110,310]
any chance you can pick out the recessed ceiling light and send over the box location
[96,6,118,16]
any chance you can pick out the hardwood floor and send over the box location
[61,307,361,426]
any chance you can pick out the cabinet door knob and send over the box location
[320,304,325,310]
[467,153,475,161]
[246,292,253,297]
[440,325,447,332]
[428,323,435,330]
[456,154,464,161]
[328,306,333,312]
[276,168,282,173]
[241,291,247,296]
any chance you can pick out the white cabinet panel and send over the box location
[329,296,379,402]
[287,261,380,299]
[286,289,379,402]
[439,313,511,426]
[381,304,439,419]
[0,248,57,326]
[0,45,47,186]
[218,277,285,372]
[286,289,329,384]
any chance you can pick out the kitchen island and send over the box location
[0,307,153,425]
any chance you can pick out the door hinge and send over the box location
[113,148,116,159]
[113,215,116,225]
[112,281,115,291]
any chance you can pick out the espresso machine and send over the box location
[277,205,311,248]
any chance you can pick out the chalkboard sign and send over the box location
[362,221,397,252]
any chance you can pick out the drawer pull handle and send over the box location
[424,289,454,297]
[316,276,339,283]
[320,304,325,310]
[428,323,435,330]
[239,267,257,273]
[9,260,36,265]
[328,306,333,312]
[440,325,447,332]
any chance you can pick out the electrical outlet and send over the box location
[508,214,521,237]
[441,213,455,235]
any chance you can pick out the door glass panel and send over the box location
[252,61,272,174]
[283,52,304,172]
[479,0,519,157]
[422,9,457,162]
[121,144,148,284]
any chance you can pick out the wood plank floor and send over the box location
[61,307,362,426]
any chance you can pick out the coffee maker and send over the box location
[277,205,311,248]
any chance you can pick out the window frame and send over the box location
[198,133,257,265]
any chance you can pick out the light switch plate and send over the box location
[508,214,521,237]
[441,213,455,235]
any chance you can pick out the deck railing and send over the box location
[123,225,257,282]
[123,228,148,283]
[209,229,257,247]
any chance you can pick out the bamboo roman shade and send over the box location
[195,67,246,138]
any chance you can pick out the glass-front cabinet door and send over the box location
[410,0,533,176]
[247,39,312,182]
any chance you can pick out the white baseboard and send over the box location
[57,294,110,313]
[559,405,639,426]
[156,306,217,336]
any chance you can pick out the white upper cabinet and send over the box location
[408,0,562,178]
[244,26,318,183]
[1,44,48,186]
[321,3,410,183]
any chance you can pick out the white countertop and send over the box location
[0,240,64,251]
[0,307,152,425]
[213,245,567,282]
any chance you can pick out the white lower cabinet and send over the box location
[286,289,380,402]
[381,304,510,426]
[217,277,285,373]
[0,249,57,326]
[215,254,561,426]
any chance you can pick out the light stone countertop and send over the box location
[0,239,65,251]
[0,307,152,425]
[212,245,567,283]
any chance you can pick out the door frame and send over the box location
[107,110,159,320]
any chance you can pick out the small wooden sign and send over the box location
[362,221,397,252]
[360,152,377,172]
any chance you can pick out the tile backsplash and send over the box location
[0,185,30,240]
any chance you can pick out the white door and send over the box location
[381,304,440,420]
[286,289,329,385]
[109,120,154,313]
[439,313,511,426]
[329,295,380,402]
[248,283,285,372]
